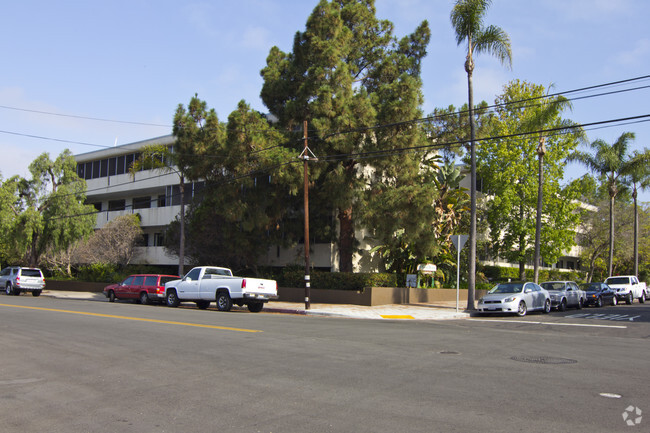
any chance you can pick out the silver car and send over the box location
[0,266,46,296]
[477,281,551,317]
[540,280,586,311]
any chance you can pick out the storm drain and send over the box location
[511,355,577,365]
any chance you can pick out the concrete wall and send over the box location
[278,286,488,306]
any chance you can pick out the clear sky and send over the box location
[1,0,649,199]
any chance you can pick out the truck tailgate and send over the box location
[243,278,277,297]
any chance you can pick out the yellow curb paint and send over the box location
[0,303,262,333]
[380,314,415,319]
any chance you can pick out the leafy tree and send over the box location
[478,81,582,280]
[626,153,650,276]
[129,143,189,275]
[261,0,431,272]
[165,99,301,271]
[451,0,512,308]
[425,101,492,163]
[0,150,95,267]
[568,132,650,276]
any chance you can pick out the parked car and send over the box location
[604,275,646,304]
[103,274,180,304]
[540,280,586,311]
[0,266,46,296]
[477,281,551,317]
[580,282,617,307]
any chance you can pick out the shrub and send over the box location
[77,263,120,283]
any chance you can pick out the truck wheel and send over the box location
[6,283,13,295]
[216,292,232,312]
[626,293,633,305]
[32,290,42,297]
[639,293,646,304]
[196,300,210,310]
[611,296,617,306]
[577,298,583,309]
[558,299,567,312]
[166,289,180,308]
[13,288,21,296]
[139,292,149,305]
[108,290,116,302]
[248,302,264,313]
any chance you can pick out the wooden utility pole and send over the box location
[302,120,312,310]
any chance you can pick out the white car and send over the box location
[477,282,551,317]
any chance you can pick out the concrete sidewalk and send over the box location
[41,290,471,321]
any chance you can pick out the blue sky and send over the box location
[1,0,649,199]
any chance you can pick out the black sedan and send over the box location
[580,282,617,307]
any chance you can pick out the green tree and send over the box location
[568,132,650,276]
[451,0,512,309]
[626,153,650,277]
[261,0,431,272]
[129,143,189,275]
[0,150,95,267]
[478,81,582,280]
[166,99,301,271]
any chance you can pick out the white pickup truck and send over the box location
[604,275,647,304]
[163,266,277,312]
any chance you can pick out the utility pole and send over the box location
[300,120,317,310]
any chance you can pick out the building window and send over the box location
[117,155,126,175]
[133,196,151,209]
[125,154,134,172]
[153,233,165,246]
[100,159,108,177]
[77,164,85,179]
[92,202,102,212]
[92,160,100,179]
[138,233,149,247]
[158,194,166,207]
[108,199,126,211]
[108,157,117,176]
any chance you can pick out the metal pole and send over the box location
[456,241,460,313]
[303,120,311,310]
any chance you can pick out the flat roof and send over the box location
[74,135,175,162]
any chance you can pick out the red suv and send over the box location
[103,274,180,305]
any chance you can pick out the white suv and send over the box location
[0,267,46,296]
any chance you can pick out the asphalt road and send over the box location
[1,296,648,433]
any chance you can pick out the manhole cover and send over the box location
[439,351,460,355]
[511,355,577,364]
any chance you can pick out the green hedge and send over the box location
[278,270,399,291]
[481,265,586,283]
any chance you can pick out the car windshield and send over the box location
[541,282,565,291]
[489,283,524,294]
[606,277,629,285]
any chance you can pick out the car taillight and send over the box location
[241,279,247,289]
[156,285,163,293]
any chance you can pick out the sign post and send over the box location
[451,235,469,312]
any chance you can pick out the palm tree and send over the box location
[130,144,187,276]
[451,0,511,309]
[568,132,647,277]
[627,153,650,277]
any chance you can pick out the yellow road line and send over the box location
[0,303,262,333]
[380,314,415,320]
